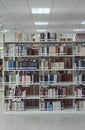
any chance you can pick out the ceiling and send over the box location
[0,0,85,35]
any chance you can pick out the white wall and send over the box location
[0,115,85,130]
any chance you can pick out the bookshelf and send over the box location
[3,41,85,113]
[0,33,4,114]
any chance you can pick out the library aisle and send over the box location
[0,0,85,130]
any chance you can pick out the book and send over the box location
[48,88,53,98]
[40,33,45,41]
[45,89,48,97]
[82,73,85,82]
[79,101,85,111]
[40,100,45,111]
[40,89,44,97]
[44,74,48,84]
[7,59,13,70]
[54,74,57,83]
[22,90,26,97]
[47,32,50,40]
[50,74,54,83]
[52,88,56,98]
[22,45,27,56]
[53,101,61,110]
[46,101,50,111]
[58,88,63,97]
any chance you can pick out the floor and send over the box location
[0,114,85,130]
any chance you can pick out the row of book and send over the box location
[40,100,85,111]
[51,62,64,69]
[5,43,85,57]
[75,33,85,42]
[32,32,57,41]
[4,99,85,111]
[40,59,65,69]
[40,87,73,98]
[5,85,39,97]
[4,72,73,84]
[33,32,72,42]
[74,100,85,111]
[5,74,84,85]
[4,72,39,83]
[4,58,72,69]
[4,60,73,71]
[5,99,25,111]
[4,44,39,56]
[5,86,85,99]
[40,58,72,69]
[5,99,39,111]
[78,101,85,111]
[75,58,85,68]
[40,32,57,41]
[40,73,72,84]
[39,46,72,55]
[74,44,85,54]
[75,87,85,97]
[75,73,85,82]
[4,44,73,57]
[4,58,75,70]
[40,99,73,111]
[40,100,61,111]
[5,59,39,70]
[5,86,26,97]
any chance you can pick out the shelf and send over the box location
[4,54,74,58]
[4,82,40,86]
[40,54,73,57]
[5,95,40,99]
[40,96,75,99]
[4,68,39,71]
[4,82,80,86]
[6,95,80,100]
[4,55,40,58]
[40,82,76,86]
[73,54,85,57]
[39,68,75,71]
[75,67,85,70]
[3,68,75,72]
[4,109,85,116]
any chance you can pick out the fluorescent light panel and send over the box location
[0,47,2,49]
[73,29,85,32]
[81,21,85,24]
[34,22,48,25]
[36,29,47,32]
[32,8,50,14]
[0,29,10,32]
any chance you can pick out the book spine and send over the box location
[46,101,50,111]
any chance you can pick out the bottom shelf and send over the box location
[4,108,85,115]
[4,98,85,114]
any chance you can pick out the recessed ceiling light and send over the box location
[73,29,85,32]
[81,21,85,24]
[36,29,47,32]
[32,8,50,14]
[34,22,48,25]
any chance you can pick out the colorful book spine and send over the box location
[46,101,50,111]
